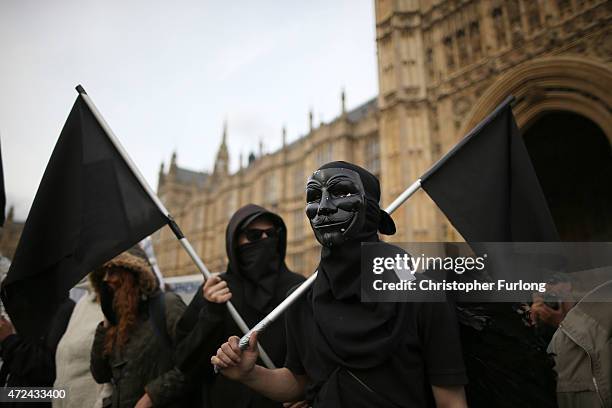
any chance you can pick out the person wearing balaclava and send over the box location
[175,204,305,407]
[212,162,469,407]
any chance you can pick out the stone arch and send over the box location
[459,56,612,142]
[459,56,612,240]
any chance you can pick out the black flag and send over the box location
[1,94,167,338]
[421,98,559,406]
[421,97,558,242]
[0,138,5,226]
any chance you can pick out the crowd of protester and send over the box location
[0,162,610,408]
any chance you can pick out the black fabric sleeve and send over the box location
[174,292,228,381]
[45,298,75,352]
[175,285,205,342]
[175,285,226,343]
[0,298,74,387]
[283,308,305,375]
[417,302,468,386]
[0,333,56,386]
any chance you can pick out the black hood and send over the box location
[225,203,287,275]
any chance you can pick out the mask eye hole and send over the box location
[306,188,322,204]
[329,181,357,199]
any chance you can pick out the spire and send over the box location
[214,122,229,175]
[259,139,264,156]
[309,109,314,132]
[170,151,177,171]
[341,88,346,114]
[7,206,14,222]
[158,162,165,186]
[282,126,287,147]
[222,119,228,145]
[239,151,244,170]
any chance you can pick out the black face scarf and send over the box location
[236,236,282,312]
[99,281,118,326]
[307,161,404,370]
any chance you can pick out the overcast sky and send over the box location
[0,0,378,221]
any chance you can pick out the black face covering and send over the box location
[99,281,118,326]
[306,163,395,249]
[237,236,282,312]
[307,161,402,370]
[306,168,367,247]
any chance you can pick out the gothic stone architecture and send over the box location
[155,0,612,277]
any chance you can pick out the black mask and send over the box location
[99,281,118,326]
[236,236,282,312]
[237,236,281,281]
[306,168,366,247]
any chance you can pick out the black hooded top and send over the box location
[225,204,293,317]
[284,162,467,407]
[175,204,305,408]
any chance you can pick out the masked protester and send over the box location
[213,161,469,407]
[90,251,188,408]
[175,204,305,408]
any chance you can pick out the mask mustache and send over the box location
[312,215,334,223]
[312,213,354,229]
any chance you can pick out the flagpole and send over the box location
[238,178,423,350]
[75,85,277,369]
[139,237,165,291]
[386,179,422,214]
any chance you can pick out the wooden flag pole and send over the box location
[75,85,277,369]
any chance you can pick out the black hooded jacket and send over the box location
[175,204,305,408]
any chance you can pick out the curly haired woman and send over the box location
[90,251,187,408]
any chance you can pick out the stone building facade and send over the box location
[156,98,380,276]
[375,0,611,244]
[156,0,612,277]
